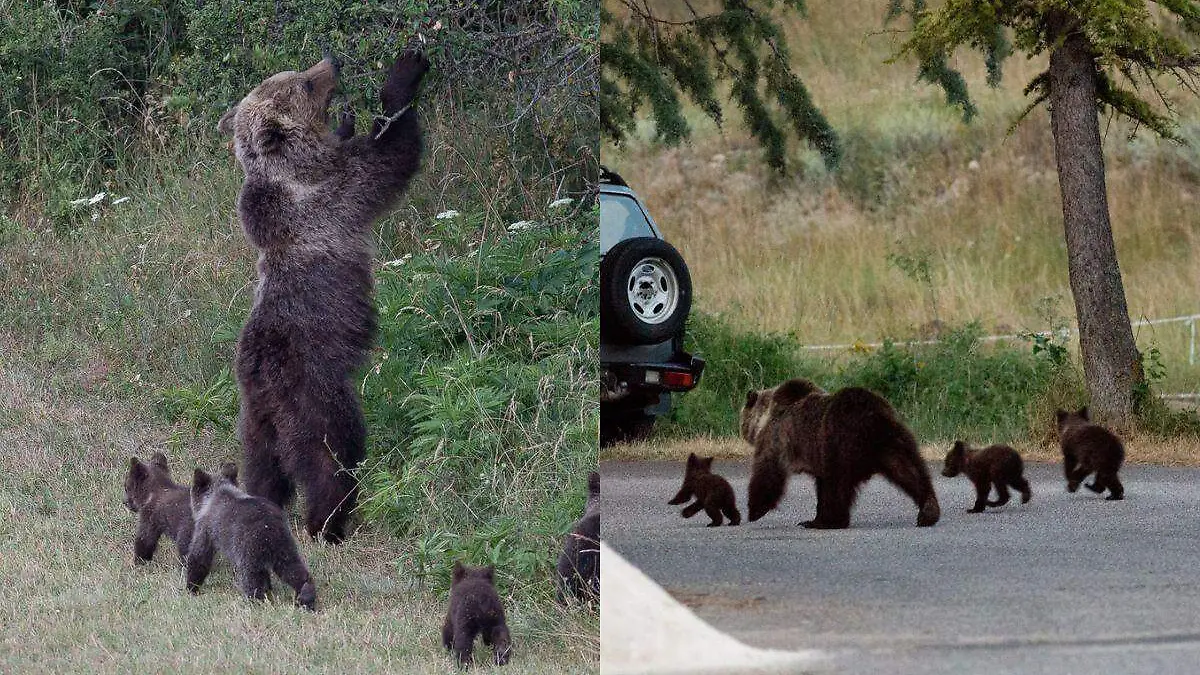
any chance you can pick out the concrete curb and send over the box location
[600,540,826,674]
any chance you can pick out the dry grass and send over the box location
[603,0,1200,392]
[0,347,598,674]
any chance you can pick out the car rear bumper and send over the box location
[600,353,705,403]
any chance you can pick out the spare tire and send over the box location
[601,237,692,344]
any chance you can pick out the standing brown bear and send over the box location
[1056,407,1125,500]
[742,378,940,529]
[941,440,1031,512]
[217,52,428,543]
[668,453,741,526]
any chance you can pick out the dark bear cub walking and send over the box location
[123,452,197,565]
[557,471,600,604]
[443,562,512,668]
[185,464,317,610]
[1056,407,1125,500]
[668,453,741,527]
[942,441,1031,512]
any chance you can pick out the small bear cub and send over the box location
[557,471,600,604]
[186,463,317,610]
[668,453,741,527]
[443,562,512,668]
[123,452,197,565]
[1056,407,1125,500]
[942,441,1031,513]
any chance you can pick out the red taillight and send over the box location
[662,371,694,388]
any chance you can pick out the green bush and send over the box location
[358,204,598,596]
[663,313,1085,444]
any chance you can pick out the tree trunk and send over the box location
[1047,29,1142,429]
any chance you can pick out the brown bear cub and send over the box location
[123,452,196,565]
[185,464,317,610]
[443,562,512,668]
[743,378,940,529]
[668,453,741,527]
[218,51,428,543]
[942,441,1031,512]
[557,471,600,604]
[1056,407,1125,500]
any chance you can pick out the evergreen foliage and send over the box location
[893,0,1200,139]
[601,0,841,171]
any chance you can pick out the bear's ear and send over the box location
[219,462,239,485]
[1077,406,1089,421]
[951,440,965,453]
[254,122,286,155]
[587,471,599,497]
[1055,409,1067,423]
[150,452,169,471]
[482,565,495,581]
[745,390,758,408]
[217,107,237,135]
[686,453,698,468]
[129,457,147,481]
[452,561,466,583]
[700,456,714,470]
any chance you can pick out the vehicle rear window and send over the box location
[600,193,655,254]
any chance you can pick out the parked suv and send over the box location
[600,167,704,446]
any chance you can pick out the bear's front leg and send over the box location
[380,51,430,117]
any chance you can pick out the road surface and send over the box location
[602,459,1200,674]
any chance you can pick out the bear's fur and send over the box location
[442,562,512,668]
[557,471,600,604]
[742,378,940,528]
[123,452,195,565]
[668,453,741,527]
[185,464,317,610]
[217,52,428,543]
[1056,407,1125,500]
[941,441,1031,512]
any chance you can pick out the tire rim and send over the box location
[625,257,679,325]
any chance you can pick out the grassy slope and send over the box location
[603,0,1200,394]
[0,142,598,671]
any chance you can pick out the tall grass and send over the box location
[602,0,1200,395]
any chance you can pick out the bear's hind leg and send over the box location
[805,478,853,529]
[237,563,272,602]
[879,453,940,526]
[241,402,294,507]
[1099,471,1124,500]
[1011,475,1032,503]
[968,480,989,513]
[724,502,742,526]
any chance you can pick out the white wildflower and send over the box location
[507,220,535,233]
[382,253,413,267]
[91,212,100,222]
[435,210,460,220]
[70,192,107,208]
[111,196,131,206]
[548,197,574,209]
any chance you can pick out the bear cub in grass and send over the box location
[557,471,600,604]
[742,378,940,529]
[942,441,1031,512]
[1056,407,1125,500]
[186,464,317,610]
[443,562,512,668]
[668,453,741,527]
[218,51,428,543]
[123,452,207,565]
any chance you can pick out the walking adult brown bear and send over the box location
[742,378,940,528]
[217,52,428,542]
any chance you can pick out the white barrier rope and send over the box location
[800,312,1200,366]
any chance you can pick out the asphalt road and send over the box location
[602,458,1200,674]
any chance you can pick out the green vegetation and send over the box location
[2,0,598,669]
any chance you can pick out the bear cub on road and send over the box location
[668,453,741,527]
[186,464,317,610]
[1056,407,1125,500]
[942,441,1031,512]
[443,562,512,668]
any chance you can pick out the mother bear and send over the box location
[218,52,428,542]
[743,378,940,529]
